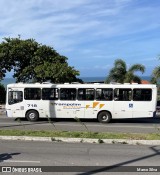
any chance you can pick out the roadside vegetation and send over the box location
[0,129,160,140]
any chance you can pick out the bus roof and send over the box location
[7,83,157,89]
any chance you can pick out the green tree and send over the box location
[0,37,81,83]
[151,55,160,84]
[151,66,160,84]
[105,59,145,84]
[0,83,6,104]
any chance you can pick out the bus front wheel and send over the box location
[98,111,111,123]
[26,110,39,122]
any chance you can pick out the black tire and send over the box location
[26,110,39,122]
[98,111,111,123]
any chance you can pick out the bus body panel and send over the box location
[133,101,153,118]
[113,101,133,119]
[53,100,84,119]
[95,101,115,118]
[132,87,157,118]
[5,83,157,122]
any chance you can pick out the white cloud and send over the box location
[0,0,160,77]
[80,64,111,70]
[0,0,135,45]
[0,0,159,43]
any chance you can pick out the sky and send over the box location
[0,0,160,78]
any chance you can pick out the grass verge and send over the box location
[0,130,160,140]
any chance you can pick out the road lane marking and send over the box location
[3,160,40,163]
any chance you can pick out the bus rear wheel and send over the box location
[98,111,111,123]
[26,110,39,122]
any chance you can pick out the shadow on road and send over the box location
[0,118,49,129]
[0,153,20,163]
[111,117,160,124]
[0,117,160,129]
[17,117,160,124]
[77,146,160,175]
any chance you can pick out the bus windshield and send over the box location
[8,91,23,105]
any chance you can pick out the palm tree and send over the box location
[151,66,160,84]
[105,59,145,84]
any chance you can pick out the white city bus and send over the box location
[5,83,157,123]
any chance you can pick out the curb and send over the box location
[0,136,160,145]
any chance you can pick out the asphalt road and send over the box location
[1,114,160,133]
[1,140,160,175]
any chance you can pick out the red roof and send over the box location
[141,80,150,84]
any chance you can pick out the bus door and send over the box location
[7,88,24,118]
[113,88,133,118]
[54,100,84,118]
[55,88,83,118]
[42,88,59,118]
[132,88,153,118]
[41,87,78,118]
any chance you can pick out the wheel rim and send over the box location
[101,114,108,121]
[29,113,36,119]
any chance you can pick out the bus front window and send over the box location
[8,91,23,105]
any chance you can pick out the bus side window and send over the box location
[24,88,41,100]
[96,88,113,101]
[77,89,85,100]
[133,89,152,101]
[60,88,76,100]
[42,88,59,100]
[78,89,95,100]
[114,88,132,101]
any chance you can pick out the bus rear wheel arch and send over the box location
[97,111,112,123]
[26,110,39,122]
